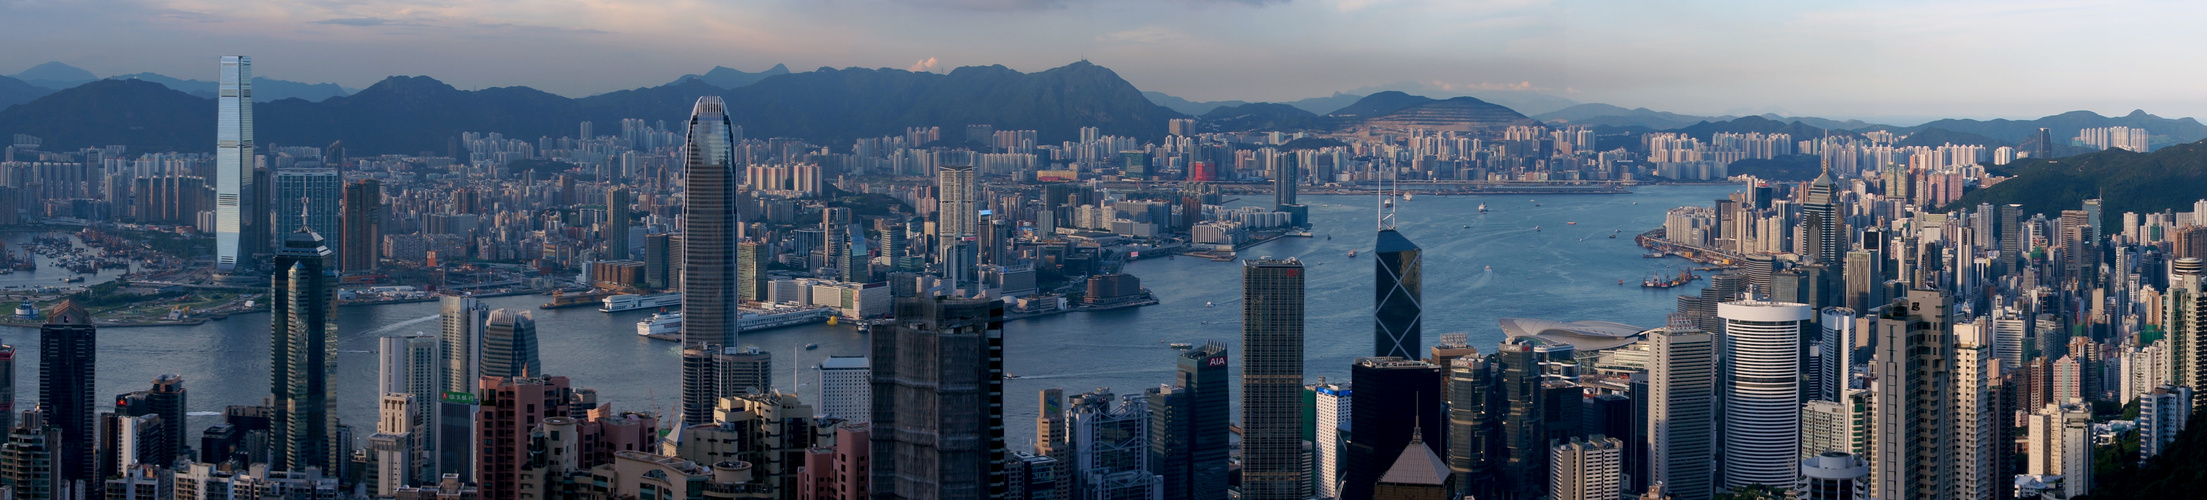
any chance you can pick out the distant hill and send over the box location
[0,79,213,153]
[1198,103,1321,133]
[11,61,97,89]
[1896,110,2207,153]
[1536,103,1714,130]
[1946,139,2207,228]
[1326,91,1435,119]
[107,73,351,102]
[1349,96,1537,134]
[0,76,53,112]
[1142,91,1246,115]
[0,61,1181,154]
[1667,116,1841,142]
[662,64,792,90]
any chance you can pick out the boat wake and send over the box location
[362,314,441,336]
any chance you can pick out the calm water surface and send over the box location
[3,185,1738,449]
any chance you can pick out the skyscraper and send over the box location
[1797,452,1870,500]
[1313,381,1351,499]
[39,300,95,494]
[738,241,766,302]
[1150,342,1229,500]
[680,96,739,348]
[1548,435,1623,500]
[214,55,256,274]
[270,226,337,473]
[1342,357,1442,500]
[677,344,770,425]
[1873,290,1956,500]
[2,409,59,500]
[481,309,540,379]
[0,342,13,432]
[1715,299,1810,489]
[437,295,486,479]
[937,165,979,294]
[871,295,1006,499]
[817,355,872,422]
[2026,401,2091,498]
[378,333,439,486]
[2167,258,2206,410]
[1814,307,1857,402]
[1240,258,1305,500]
[341,179,381,273]
[1954,316,1996,500]
[605,186,632,261]
[823,207,851,277]
[2140,385,2193,464]
[274,168,343,262]
[1374,228,1422,359]
[1646,319,1715,500]
[1801,165,1843,268]
[1066,390,1161,500]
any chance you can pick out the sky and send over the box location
[2,0,2203,122]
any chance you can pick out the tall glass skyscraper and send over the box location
[214,56,256,274]
[1150,342,1230,500]
[1374,228,1422,359]
[270,226,337,473]
[39,300,96,494]
[937,164,978,294]
[680,96,737,346]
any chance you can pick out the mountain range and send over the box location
[662,64,792,90]
[0,61,1178,154]
[1949,138,2207,228]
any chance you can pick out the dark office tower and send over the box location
[115,375,187,466]
[606,186,631,261]
[1998,204,2024,274]
[2035,127,2054,159]
[677,345,770,425]
[1341,357,1442,500]
[270,226,337,473]
[871,295,1007,499]
[1150,342,1230,500]
[1842,251,1878,312]
[644,233,671,289]
[1374,229,1422,359]
[1273,155,1298,207]
[1873,290,1956,500]
[738,241,765,302]
[341,179,381,273]
[823,207,851,277]
[0,342,12,431]
[680,96,739,347]
[481,309,540,379]
[39,300,95,493]
[1240,258,1305,500]
[1445,355,1496,499]
[1801,165,1842,267]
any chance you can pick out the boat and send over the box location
[1402,192,1413,201]
[805,343,819,350]
[1484,265,1491,271]
[1534,226,1541,232]
[1205,301,1214,308]
[1348,250,1358,258]
[600,292,681,312]
[1004,373,1022,380]
[1479,203,1488,213]
[1169,343,1194,350]
[1567,222,1577,225]
[1462,225,1469,229]
[636,312,683,337]
[61,276,84,283]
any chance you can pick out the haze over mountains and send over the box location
[1,59,2204,158]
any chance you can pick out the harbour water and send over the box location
[0,184,1737,448]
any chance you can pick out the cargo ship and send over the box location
[601,293,681,313]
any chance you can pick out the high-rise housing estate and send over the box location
[1716,299,1810,489]
[1873,290,1956,500]
[341,179,381,272]
[1548,435,1622,500]
[2168,258,2207,410]
[1342,357,1442,500]
[1312,381,1350,499]
[1373,228,1422,359]
[2027,401,2092,498]
[39,300,96,494]
[1645,319,1715,500]
[871,295,1006,499]
[1953,316,1996,500]
[1240,258,1305,500]
[937,165,979,294]
[1796,452,1870,500]
[214,55,257,274]
[816,355,871,421]
[480,309,540,379]
[1150,342,1229,500]
[270,226,338,473]
[2140,385,2192,465]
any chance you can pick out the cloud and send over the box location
[907,57,941,72]
[1098,26,1187,44]
[1421,80,1544,92]
[313,17,404,26]
[902,0,1067,11]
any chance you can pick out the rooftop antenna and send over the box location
[1379,163,1397,231]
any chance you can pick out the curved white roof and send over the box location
[1497,318,1647,351]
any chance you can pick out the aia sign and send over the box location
[1207,356,1227,367]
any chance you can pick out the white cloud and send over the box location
[907,57,941,72]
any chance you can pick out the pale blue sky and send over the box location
[2,0,2200,121]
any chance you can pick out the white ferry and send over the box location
[602,293,681,313]
[740,305,836,331]
[636,312,682,337]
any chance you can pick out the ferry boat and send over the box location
[1478,203,1488,213]
[1347,249,1358,258]
[738,305,837,331]
[602,292,681,312]
[1169,342,1194,350]
[636,312,682,337]
[805,343,819,350]
[1401,192,1413,201]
